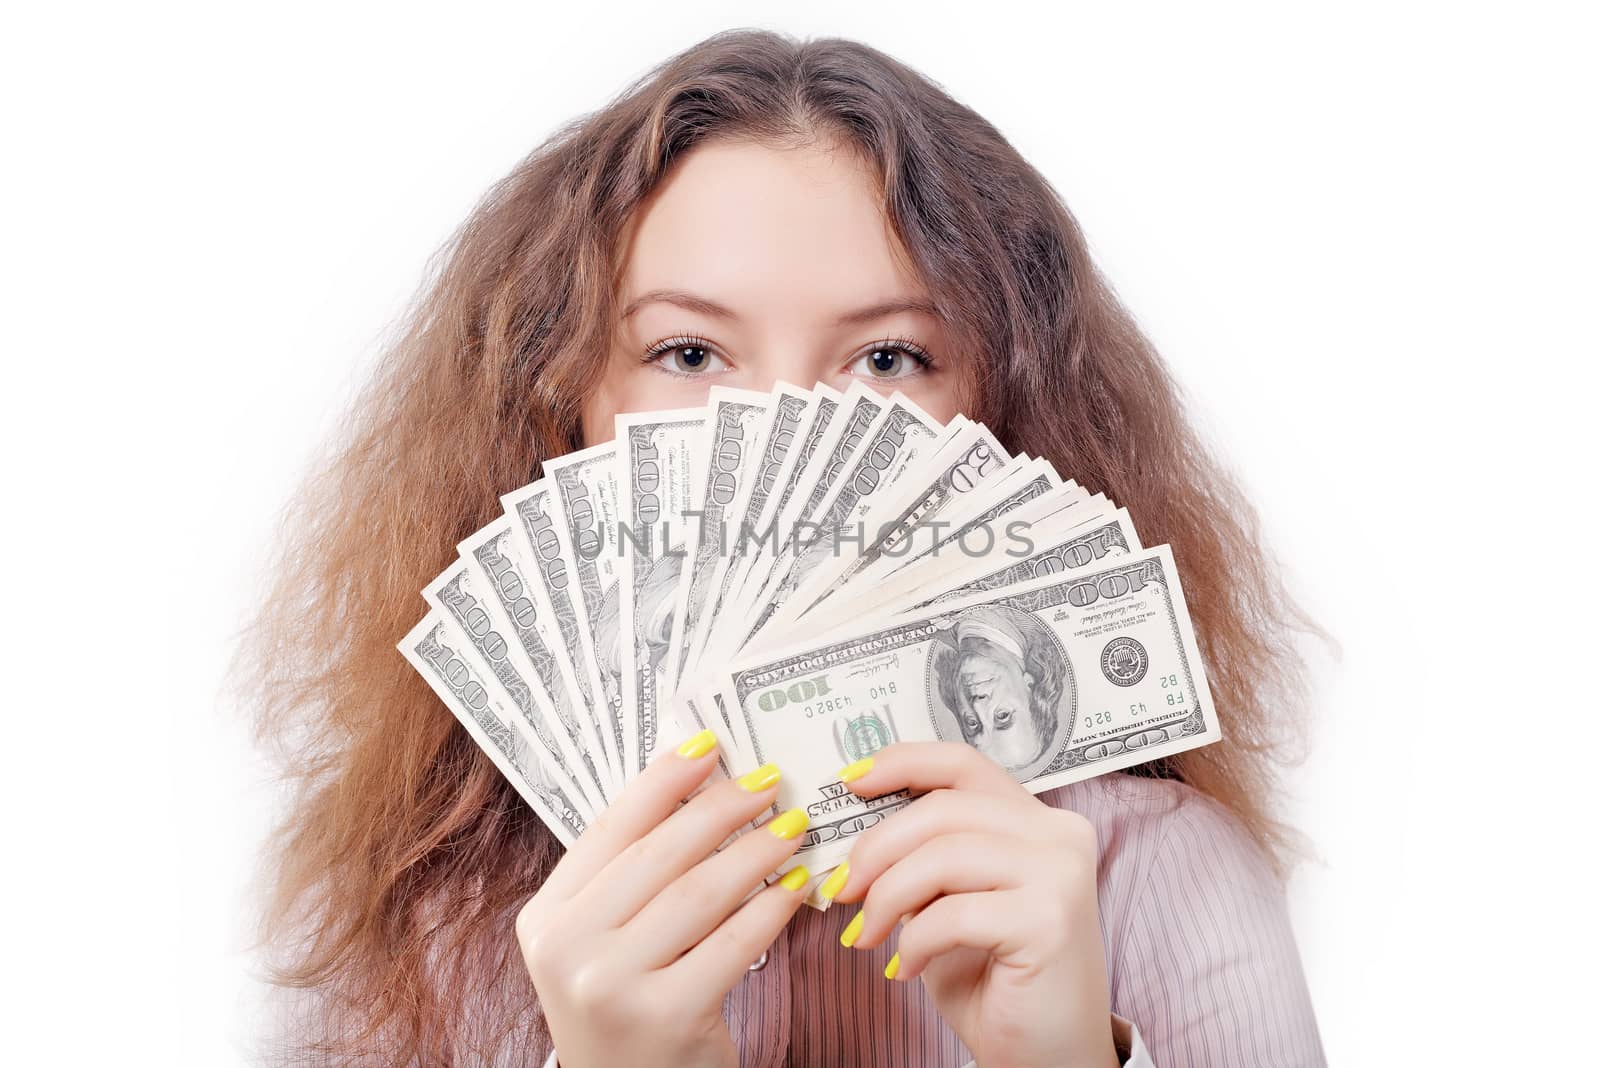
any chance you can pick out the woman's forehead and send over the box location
[616,140,927,325]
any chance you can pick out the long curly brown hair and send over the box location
[239,27,1323,1065]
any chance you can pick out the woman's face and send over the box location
[582,138,963,446]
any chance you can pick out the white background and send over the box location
[4,3,1595,1063]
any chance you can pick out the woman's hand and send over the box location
[828,741,1121,1068]
[515,731,810,1068]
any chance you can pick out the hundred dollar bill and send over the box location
[896,508,1142,614]
[908,460,1065,563]
[779,421,1017,627]
[699,384,842,672]
[785,392,946,586]
[616,408,705,775]
[794,461,1079,634]
[458,516,617,801]
[423,557,605,815]
[797,482,1094,635]
[753,392,946,639]
[682,383,815,679]
[730,383,887,643]
[539,444,627,774]
[665,387,772,695]
[727,383,884,631]
[853,444,1045,587]
[707,543,1219,871]
[855,505,1139,629]
[399,613,587,846]
[501,478,625,785]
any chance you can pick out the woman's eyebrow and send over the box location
[619,287,937,326]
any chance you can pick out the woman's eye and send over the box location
[846,341,931,380]
[643,337,729,375]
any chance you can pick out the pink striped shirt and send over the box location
[540,771,1326,1067]
[260,770,1322,1063]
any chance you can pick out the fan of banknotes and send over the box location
[399,381,1220,906]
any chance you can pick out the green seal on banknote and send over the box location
[833,712,895,764]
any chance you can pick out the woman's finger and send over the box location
[623,806,811,967]
[841,831,1029,950]
[671,868,811,992]
[829,789,1047,904]
[583,762,786,928]
[537,728,725,902]
[889,889,1030,982]
[837,740,1026,800]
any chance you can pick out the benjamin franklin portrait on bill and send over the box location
[928,604,1073,774]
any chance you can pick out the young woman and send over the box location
[245,29,1326,1067]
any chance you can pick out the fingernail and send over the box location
[884,953,901,980]
[840,910,865,948]
[767,807,808,840]
[818,862,850,901]
[736,763,781,792]
[778,865,810,892]
[837,756,874,783]
[675,728,718,759]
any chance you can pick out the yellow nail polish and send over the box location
[884,953,901,980]
[736,763,781,792]
[818,862,850,900]
[778,865,810,892]
[840,910,865,948]
[837,756,874,783]
[675,728,718,759]
[767,807,808,840]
